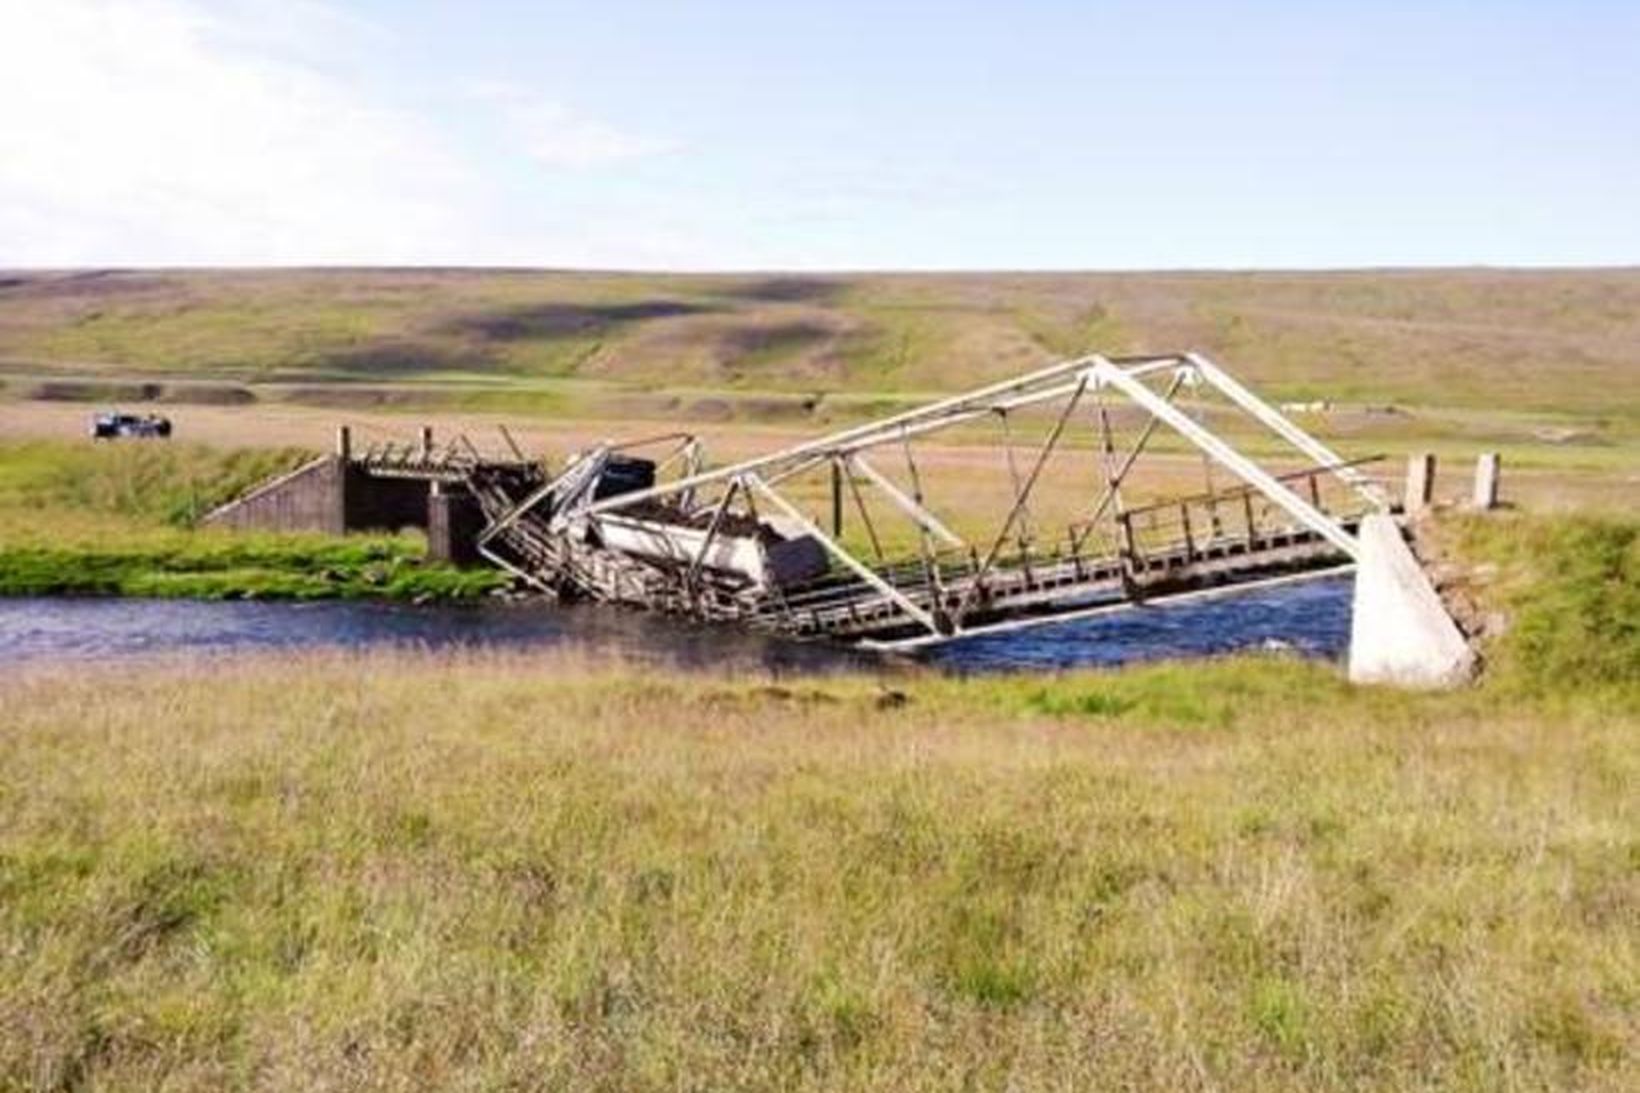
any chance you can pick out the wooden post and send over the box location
[830,459,844,537]
[1405,453,1435,515]
[336,425,352,461]
[420,425,434,461]
[1473,452,1500,510]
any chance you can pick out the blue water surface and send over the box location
[0,577,1352,675]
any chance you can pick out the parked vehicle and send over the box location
[90,411,172,439]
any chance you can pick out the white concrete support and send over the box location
[1473,453,1501,510]
[1348,514,1475,689]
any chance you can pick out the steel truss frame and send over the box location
[474,353,1390,646]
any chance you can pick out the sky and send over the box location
[1,0,1635,270]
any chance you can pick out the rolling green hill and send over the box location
[2,268,1637,420]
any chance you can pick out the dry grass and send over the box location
[0,648,1634,1091]
[3,266,1636,522]
[2,268,1637,418]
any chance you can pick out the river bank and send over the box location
[0,439,505,602]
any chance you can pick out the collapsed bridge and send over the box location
[397,352,1393,650]
[206,352,1488,681]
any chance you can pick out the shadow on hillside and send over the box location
[716,277,848,304]
[717,320,837,355]
[443,300,714,342]
[316,340,495,376]
[0,270,175,299]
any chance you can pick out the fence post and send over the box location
[1472,452,1500,510]
[1405,453,1435,514]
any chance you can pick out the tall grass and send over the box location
[0,442,506,600]
[0,440,308,528]
[1445,512,1638,693]
[0,512,1635,1089]
[0,652,1632,1090]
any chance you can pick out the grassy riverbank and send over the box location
[0,440,506,601]
[0,513,1634,1089]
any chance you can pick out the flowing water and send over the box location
[0,577,1352,675]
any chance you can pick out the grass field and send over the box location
[1,267,1635,525]
[2,268,1637,421]
[0,440,503,600]
[0,513,1635,1090]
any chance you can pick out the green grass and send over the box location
[0,535,504,600]
[0,508,1634,1088]
[0,441,507,601]
[1443,512,1639,693]
[0,653,1632,1089]
[0,439,309,527]
[4,268,1637,420]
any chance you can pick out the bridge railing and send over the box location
[1089,455,1388,568]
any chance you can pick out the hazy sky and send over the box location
[1,0,1635,269]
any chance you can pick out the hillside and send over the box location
[2,268,1637,421]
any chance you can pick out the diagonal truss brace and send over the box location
[849,454,965,548]
[1186,352,1388,507]
[745,473,941,635]
[1091,359,1362,561]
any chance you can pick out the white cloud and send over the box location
[0,0,685,266]
[471,81,677,169]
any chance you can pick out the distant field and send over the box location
[3,268,1634,517]
[1,268,1637,421]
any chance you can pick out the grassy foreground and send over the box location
[1,516,1635,1089]
[0,441,505,601]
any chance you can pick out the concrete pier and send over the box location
[1348,514,1475,689]
[426,484,485,566]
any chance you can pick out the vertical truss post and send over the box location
[900,430,949,627]
[844,465,887,563]
[998,410,1033,549]
[829,459,844,537]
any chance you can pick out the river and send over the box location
[0,577,1352,675]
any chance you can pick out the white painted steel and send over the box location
[848,455,966,547]
[745,473,940,635]
[1186,352,1388,508]
[1093,360,1362,560]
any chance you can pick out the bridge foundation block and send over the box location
[1348,514,1475,689]
[427,486,485,566]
